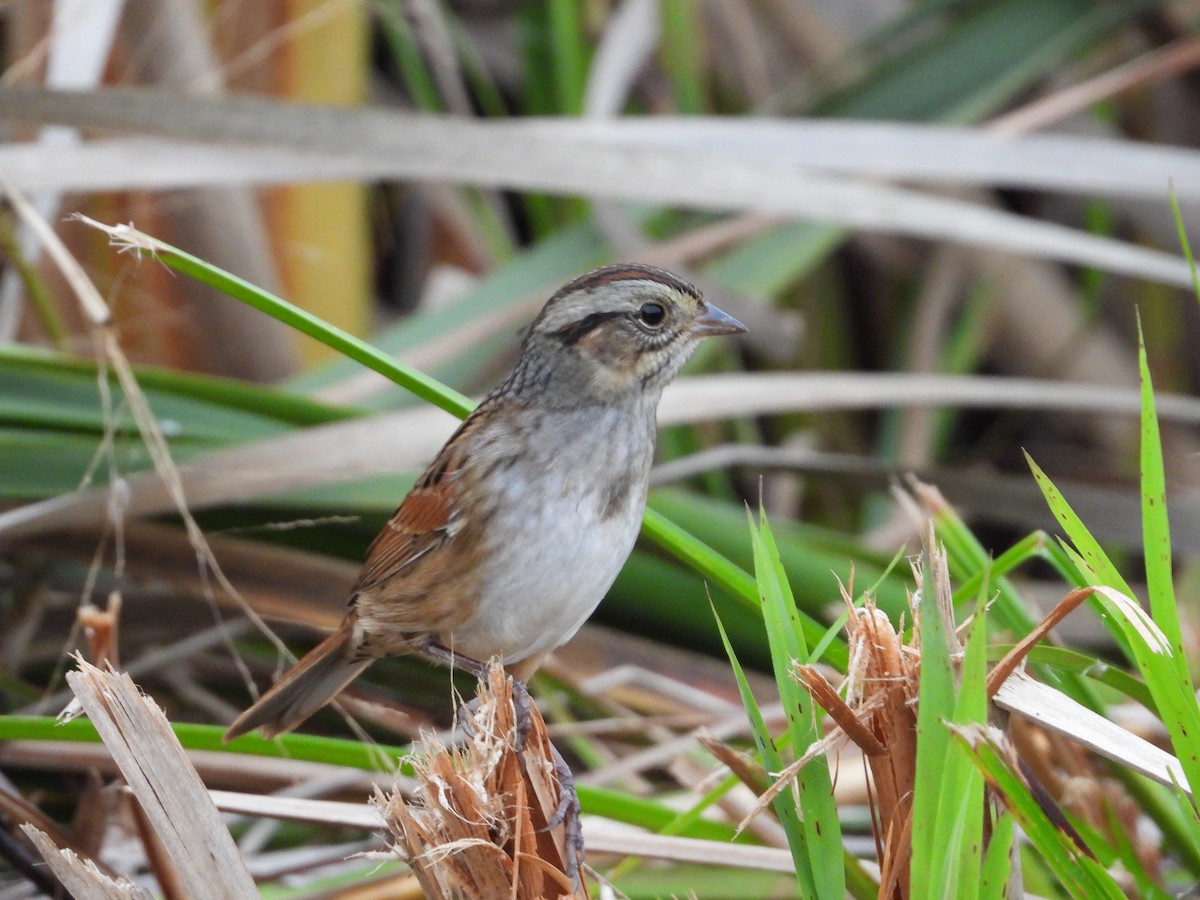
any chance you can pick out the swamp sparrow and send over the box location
[225,264,746,741]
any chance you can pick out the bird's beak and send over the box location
[690,302,747,337]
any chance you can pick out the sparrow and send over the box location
[224,264,746,742]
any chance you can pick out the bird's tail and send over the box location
[224,624,371,741]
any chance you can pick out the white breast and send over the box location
[447,403,654,665]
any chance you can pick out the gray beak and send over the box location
[690,302,747,337]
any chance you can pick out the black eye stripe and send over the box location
[552,311,625,345]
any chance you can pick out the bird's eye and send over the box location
[638,302,665,327]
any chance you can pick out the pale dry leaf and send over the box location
[212,787,801,874]
[65,659,257,898]
[21,824,153,900]
[6,370,1200,542]
[0,89,1195,285]
[992,669,1190,795]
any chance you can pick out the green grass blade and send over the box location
[377,1,444,112]
[712,604,814,892]
[1138,319,1184,645]
[546,0,587,115]
[944,588,989,900]
[951,723,1126,900]
[642,505,848,671]
[1025,455,1134,598]
[978,812,1014,900]
[90,221,473,418]
[1030,450,1200,812]
[1168,187,1200,304]
[749,506,843,897]
[1136,323,1200,826]
[910,545,964,899]
[0,715,410,771]
[660,0,705,114]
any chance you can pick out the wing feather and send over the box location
[352,418,473,593]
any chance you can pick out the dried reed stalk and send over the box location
[375,662,585,899]
[61,659,258,898]
[21,824,152,900]
[841,598,921,900]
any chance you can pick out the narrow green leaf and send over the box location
[376,1,444,112]
[1168,188,1200,304]
[952,724,1126,900]
[910,545,961,899]
[643,506,848,672]
[978,812,1013,900]
[712,605,814,892]
[660,0,705,113]
[547,0,588,115]
[1137,324,1200,838]
[750,507,843,897]
[1138,319,1184,647]
[104,224,473,419]
[0,715,409,772]
[1031,454,1200,815]
[941,588,990,900]
[1025,455,1135,598]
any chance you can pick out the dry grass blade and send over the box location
[375,662,583,900]
[842,597,920,896]
[6,370,1198,544]
[64,659,257,898]
[0,87,1193,285]
[993,670,1190,795]
[794,665,885,757]
[20,824,152,900]
[696,729,770,796]
[208,788,800,873]
[986,587,1097,697]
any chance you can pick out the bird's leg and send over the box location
[422,641,583,882]
[419,641,535,747]
[417,639,491,737]
[504,657,583,884]
[419,639,489,679]
[503,653,549,751]
[506,676,584,886]
[507,674,535,751]
[543,737,585,885]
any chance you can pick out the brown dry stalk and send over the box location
[376,663,584,900]
[846,599,918,900]
[79,591,122,667]
[696,729,770,794]
[986,587,1094,698]
[794,665,885,757]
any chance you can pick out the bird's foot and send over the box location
[509,675,535,752]
[507,675,584,886]
[542,737,585,886]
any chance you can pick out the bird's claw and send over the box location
[510,676,535,752]
[509,677,584,887]
[540,729,585,888]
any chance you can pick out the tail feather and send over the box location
[224,625,371,741]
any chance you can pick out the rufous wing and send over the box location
[225,416,479,740]
[353,423,471,594]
